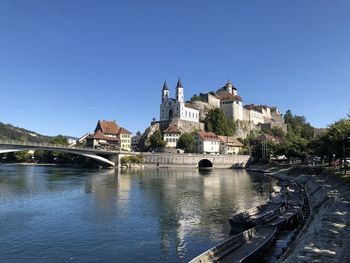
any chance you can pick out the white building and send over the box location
[160,79,199,123]
[163,125,181,148]
[194,131,221,154]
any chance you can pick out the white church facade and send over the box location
[160,79,199,123]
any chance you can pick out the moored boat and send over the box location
[267,192,304,229]
[189,225,277,263]
[229,192,286,233]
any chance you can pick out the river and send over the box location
[0,165,277,263]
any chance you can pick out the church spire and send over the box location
[176,78,184,103]
[176,78,183,88]
[162,80,169,90]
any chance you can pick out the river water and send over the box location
[0,165,277,263]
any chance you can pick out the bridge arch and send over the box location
[198,159,213,168]
[0,148,115,167]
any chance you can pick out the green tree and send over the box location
[204,108,236,136]
[44,135,72,163]
[177,133,196,152]
[272,110,314,163]
[191,94,202,102]
[149,129,166,149]
[326,119,350,160]
[252,141,276,160]
[49,135,69,146]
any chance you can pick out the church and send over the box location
[156,78,204,134]
[160,78,199,123]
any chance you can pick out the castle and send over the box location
[156,79,286,139]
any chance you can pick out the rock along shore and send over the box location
[248,164,350,263]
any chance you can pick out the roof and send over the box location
[225,81,237,90]
[163,125,181,134]
[176,78,183,88]
[244,104,263,113]
[118,127,132,135]
[218,93,242,101]
[162,80,169,90]
[78,132,90,143]
[87,130,120,141]
[96,120,120,135]
[196,131,221,141]
[218,136,244,147]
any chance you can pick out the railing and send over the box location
[0,139,120,153]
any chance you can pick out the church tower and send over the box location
[176,78,184,103]
[161,80,169,103]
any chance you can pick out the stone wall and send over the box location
[142,153,251,168]
[170,118,205,133]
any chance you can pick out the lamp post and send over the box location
[342,135,350,175]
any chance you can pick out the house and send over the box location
[163,124,181,148]
[194,131,221,154]
[77,132,90,146]
[86,120,132,151]
[86,130,120,149]
[218,135,244,155]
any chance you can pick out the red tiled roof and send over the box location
[118,127,132,135]
[218,93,242,101]
[218,136,244,147]
[163,125,181,133]
[88,130,120,142]
[96,120,120,135]
[196,131,221,141]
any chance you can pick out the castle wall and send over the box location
[220,100,243,121]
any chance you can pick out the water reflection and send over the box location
[0,165,276,263]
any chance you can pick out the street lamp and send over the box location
[342,135,350,175]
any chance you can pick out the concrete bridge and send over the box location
[0,140,137,167]
[0,140,251,168]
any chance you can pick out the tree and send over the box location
[252,141,277,160]
[149,129,166,149]
[177,133,196,152]
[261,126,285,138]
[49,135,68,146]
[204,108,236,136]
[325,119,350,160]
[191,94,203,102]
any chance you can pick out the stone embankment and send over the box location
[249,165,350,263]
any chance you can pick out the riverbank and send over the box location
[248,164,350,263]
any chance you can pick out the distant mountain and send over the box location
[0,122,53,143]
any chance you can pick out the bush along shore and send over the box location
[248,164,350,263]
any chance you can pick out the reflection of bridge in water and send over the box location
[0,140,251,168]
[0,140,137,167]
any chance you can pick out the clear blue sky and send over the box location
[1,0,349,137]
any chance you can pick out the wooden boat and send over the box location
[267,192,304,229]
[189,225,277,263]
[229,192,286,233]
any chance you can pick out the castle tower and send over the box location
[176,78,184,103]
[225,81,238,96]
[161,80,169,103]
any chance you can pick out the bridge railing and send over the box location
[0,139,121,152]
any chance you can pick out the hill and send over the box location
[0,122,52,143]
